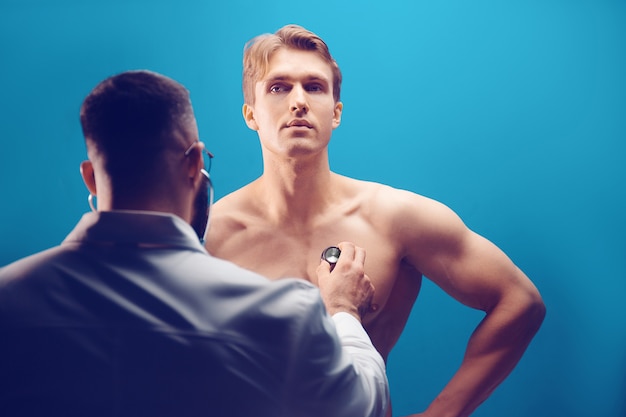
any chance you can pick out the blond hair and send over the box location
[242,24,342,104]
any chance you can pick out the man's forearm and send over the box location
[423,293,545,417]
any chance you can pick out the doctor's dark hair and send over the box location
[80,70,194,189]
[242,24,342,105]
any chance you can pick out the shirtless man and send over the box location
[206,24,546,417]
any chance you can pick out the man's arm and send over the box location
[332,311,390,416]
[395,191,546,417]
[286,301,389,417]
[322,243,389,415]
[287,242,389,417]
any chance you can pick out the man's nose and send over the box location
[290,85,308,113]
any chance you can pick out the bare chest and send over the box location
[210,217,422,358]
[215,219,397,289]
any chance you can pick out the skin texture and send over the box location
[207,47,546,417]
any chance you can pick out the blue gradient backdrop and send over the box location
[1,1,624,416]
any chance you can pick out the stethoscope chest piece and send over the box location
[321,246,341,265]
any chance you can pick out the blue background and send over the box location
[1,1,624,416]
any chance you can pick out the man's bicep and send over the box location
[397,197,523,311]
[421,228,528,311]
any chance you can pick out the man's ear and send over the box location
[242,103,259,131]
[185,142,205,184]
[80,160,97,195]
[332,101,343,129]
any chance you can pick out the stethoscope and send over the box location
[321,246,341,270]
[321,245,378,313]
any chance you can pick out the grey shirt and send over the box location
[0,211,388,417]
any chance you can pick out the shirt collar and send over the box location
[63,211,207,253]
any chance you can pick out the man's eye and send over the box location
[306,84,323,92]
[270,84,288,93]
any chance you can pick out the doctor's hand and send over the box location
[316,242,374,322]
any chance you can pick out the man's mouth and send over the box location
[286,119,313,128]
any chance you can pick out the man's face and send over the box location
[244,48,343,158]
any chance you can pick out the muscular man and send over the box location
[0,70,388,417]
[206,25,546,417]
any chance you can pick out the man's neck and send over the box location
[256,154,337,226]
[102,193,192,224]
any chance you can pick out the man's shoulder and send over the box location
[207,186,259,244]
[211,181,258,216]
[0,246,72,316]
[336,174,441,213]
[335,174,466,242]
[0,246,67,283]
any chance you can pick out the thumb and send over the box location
[316,258,331,280]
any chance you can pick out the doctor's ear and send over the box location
[80,160,97,195]
[242,103,259,131]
